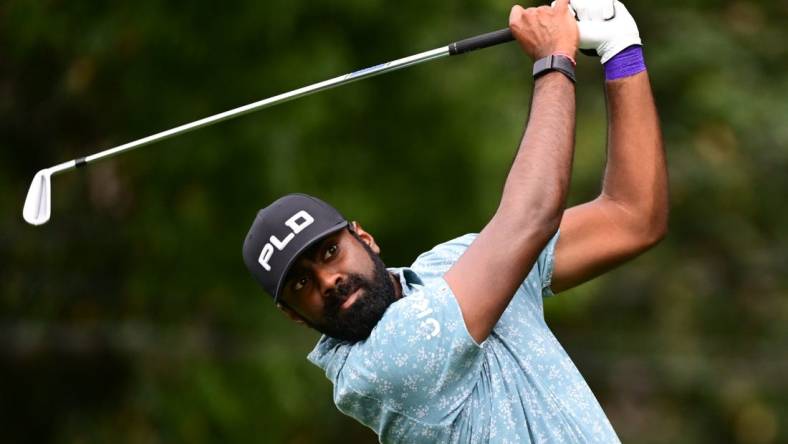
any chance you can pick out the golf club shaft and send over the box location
[48,28,514,176]
[82,48,448,167]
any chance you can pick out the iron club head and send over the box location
[23,168,53,226]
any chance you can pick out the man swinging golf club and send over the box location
[243,0,667,442]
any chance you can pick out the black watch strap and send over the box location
[532,54,576,83]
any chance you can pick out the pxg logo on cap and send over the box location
[242,194,348,301]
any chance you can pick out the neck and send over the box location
[389,272,403,300]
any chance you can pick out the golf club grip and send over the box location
[448,28,514,56]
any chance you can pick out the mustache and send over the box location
[324,274,366,311]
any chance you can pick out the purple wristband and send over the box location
[604,45,646,80]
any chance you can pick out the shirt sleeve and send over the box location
[409,233,478,280]
[308,232,560,430]
[537,230,560,298]
[412,231,560,298]
[333,279,484,426]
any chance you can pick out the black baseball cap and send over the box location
[242,193,349,301]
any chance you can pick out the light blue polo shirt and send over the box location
[308,233,620,443]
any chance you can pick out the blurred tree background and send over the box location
[1,0,787,442]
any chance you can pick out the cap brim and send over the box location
[273,220,349,301]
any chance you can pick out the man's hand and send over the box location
[573,0,641,63]
[509,0,579,60]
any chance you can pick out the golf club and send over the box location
[23,28,514,226]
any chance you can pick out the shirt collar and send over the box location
[387,267,423,298]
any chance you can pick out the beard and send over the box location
[314,237,399,343]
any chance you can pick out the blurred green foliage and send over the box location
[1,0,787,443]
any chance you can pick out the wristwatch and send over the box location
[532,54,576,83]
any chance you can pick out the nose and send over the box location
[313,265,344,298]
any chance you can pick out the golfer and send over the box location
[243,0,667,442]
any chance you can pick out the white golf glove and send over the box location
[571,0,642,64]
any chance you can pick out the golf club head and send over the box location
[23,168,52,226]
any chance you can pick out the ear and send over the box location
[350,221,380,254]
[276,303,307,326]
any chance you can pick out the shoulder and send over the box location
[307,335,352,381]
[410,233,478,280]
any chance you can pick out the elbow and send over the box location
[646,191,670,247]
[602,193,669,252]
[538,210,564,238]
[497,172,571,239]
[529,199,567,241]
[644,219,667,249]
[605,186,670,249]
[500,205,564,245]
[495,181,569,243]
[637,205,669,250]
[492,200,564,245]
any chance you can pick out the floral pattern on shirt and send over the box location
[308,233,620,443]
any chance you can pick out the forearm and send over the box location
[448,72,576,342]
[600,71,668,237]
[471,72,575,312]
[496,71,576,232]
[444,0,578,343]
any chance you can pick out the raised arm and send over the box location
[550,1,669,293]
[444,0,579,343]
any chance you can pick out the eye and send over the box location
[293,276,308,291]
[323,244,338,261]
